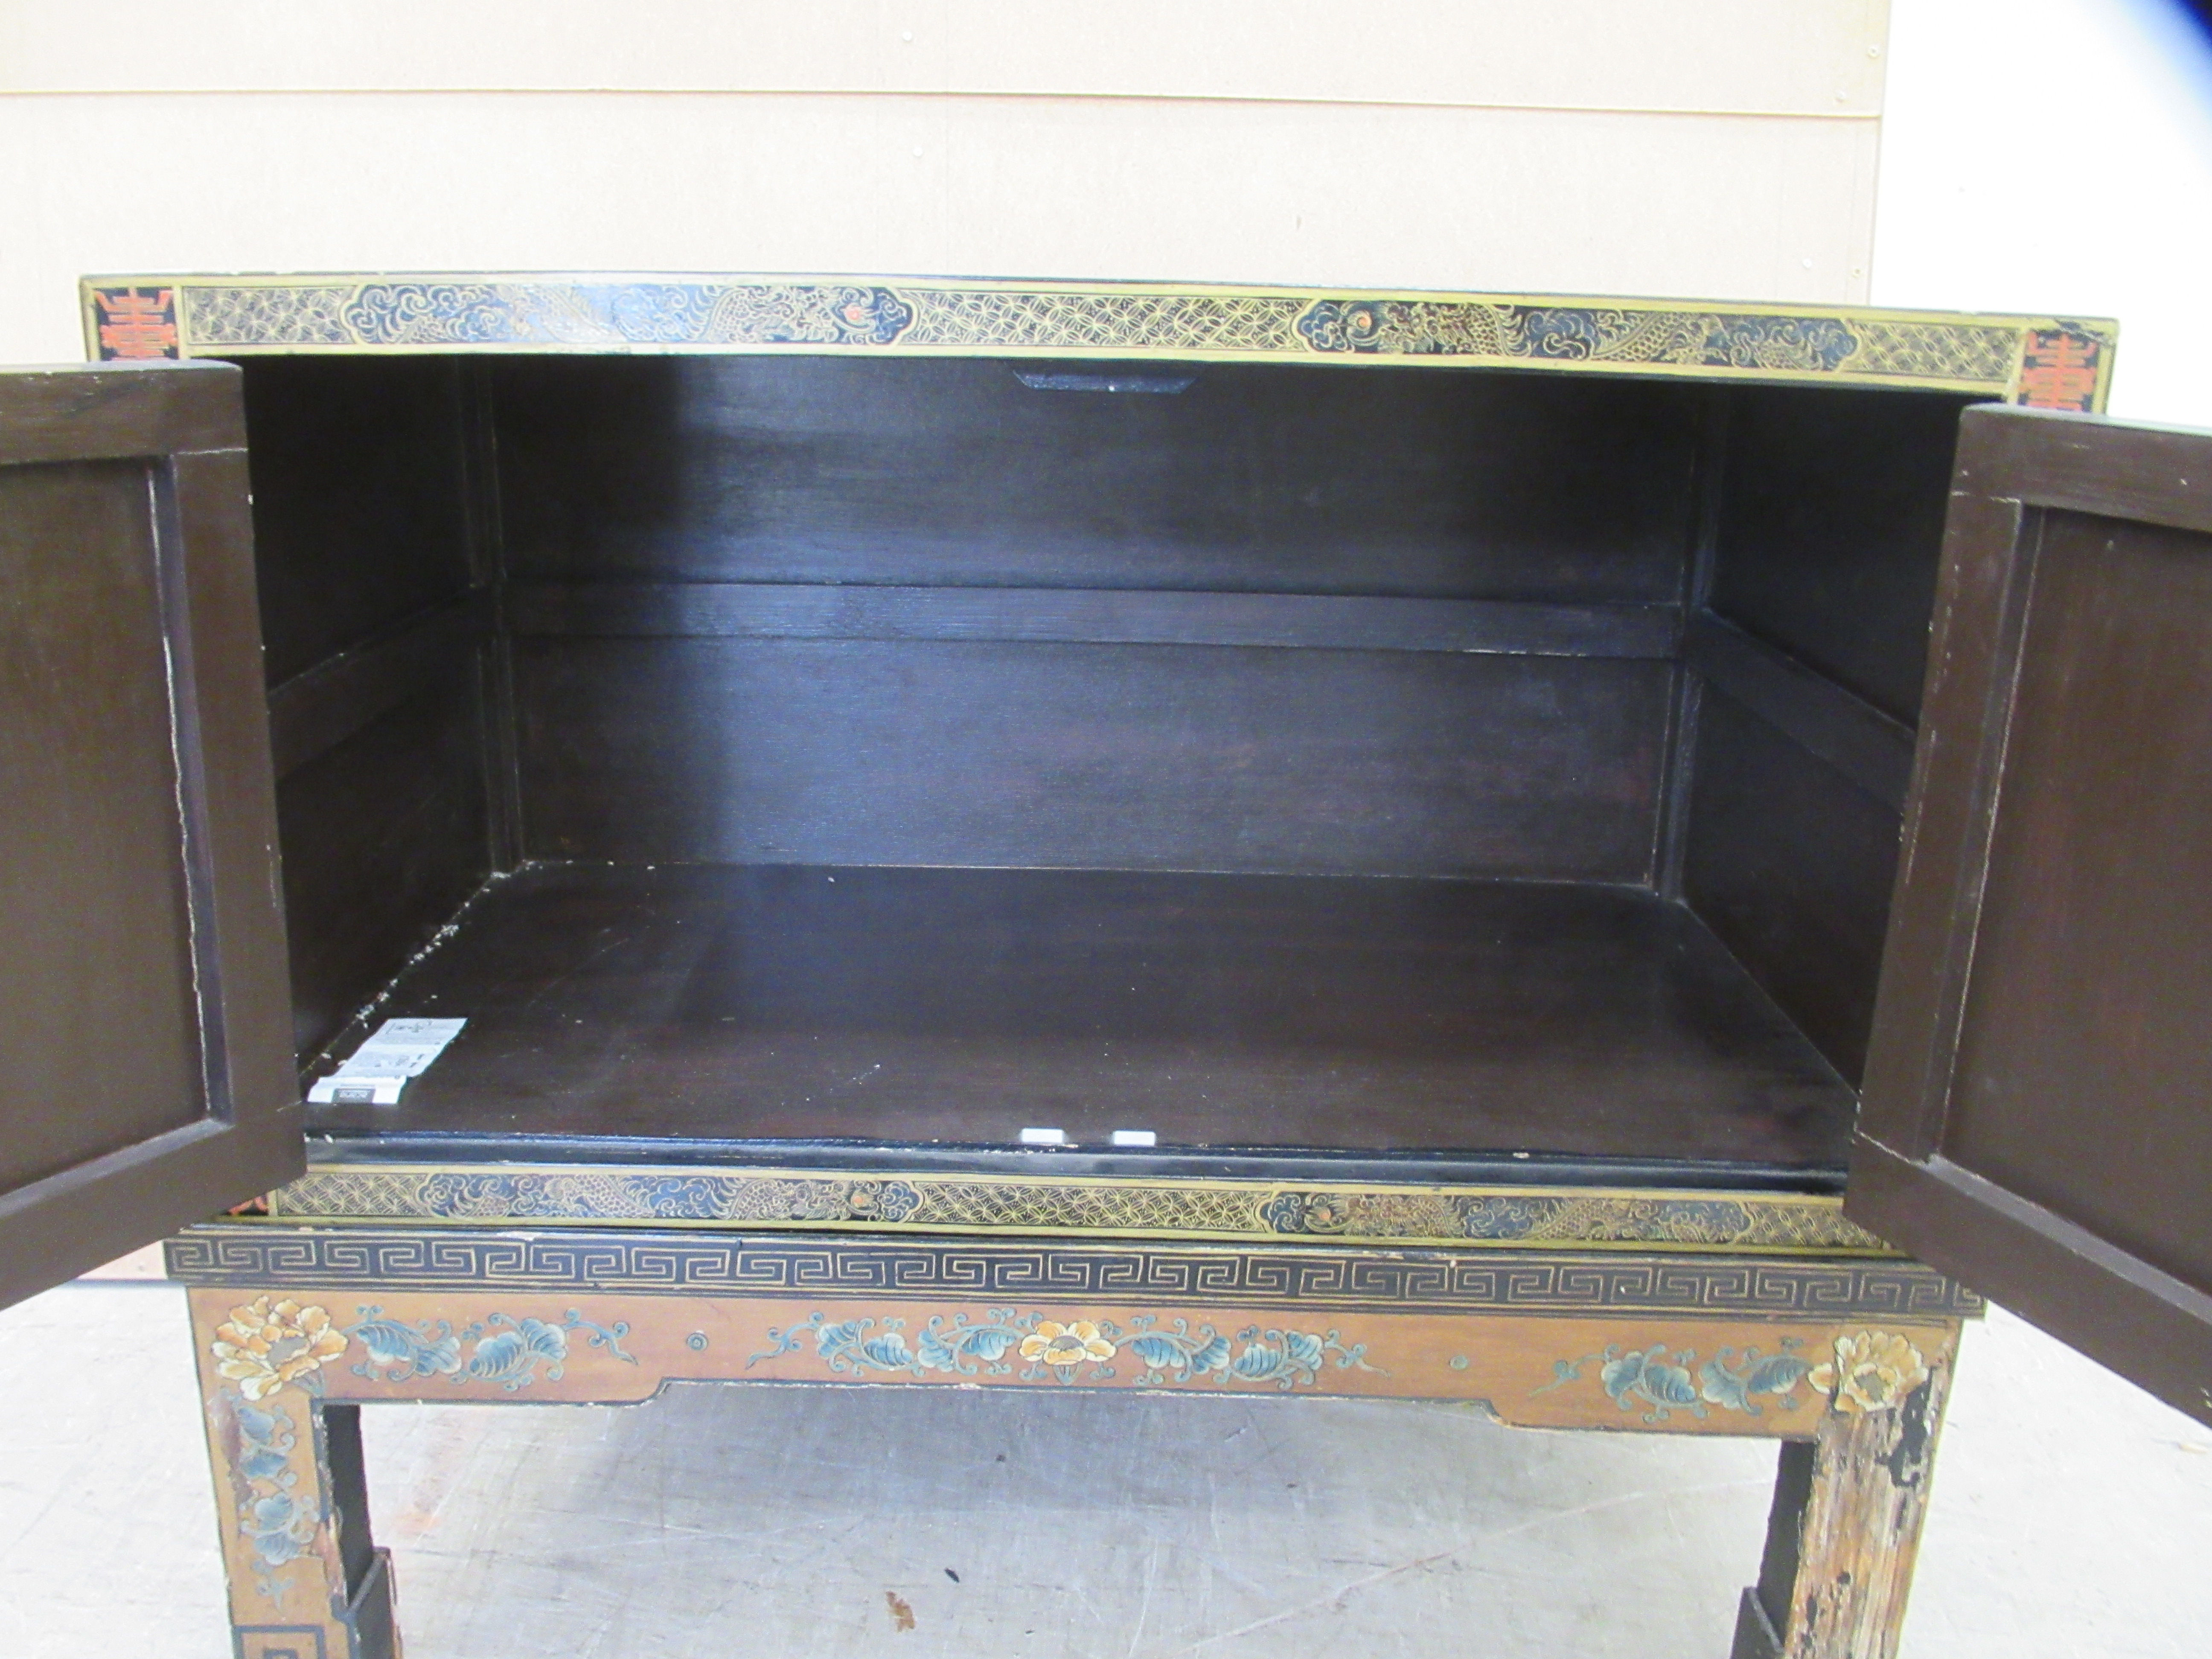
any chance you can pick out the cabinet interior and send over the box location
[244,354,1973,1182]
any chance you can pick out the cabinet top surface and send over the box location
[82,272,2114,408]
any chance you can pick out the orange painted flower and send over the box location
[1810,1330,1929,1415]
[212,1297,349,1400]
[1019,1320,1115,1368]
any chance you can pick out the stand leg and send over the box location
[1731,1348,1955,1659]
[189,1292,399,1659]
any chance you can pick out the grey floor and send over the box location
[2,1270,2207,1657]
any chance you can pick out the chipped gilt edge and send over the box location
[82,273,2115,408]
[252,1164,1898,1256]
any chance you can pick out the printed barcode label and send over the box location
[307,1017,467,1106]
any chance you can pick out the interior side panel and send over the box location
[238,358,500,1064]
[275,669,496,1060]
[1708,386,1972,725]
[238,357,478,683]
[1681,687,1902,1083]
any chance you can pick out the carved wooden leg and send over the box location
[1731,1338,1956,1659]
[189,1289,399,1659]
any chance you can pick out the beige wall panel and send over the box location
[1873,0,2210,425]
[0,92,1877,363]
[0,0,1889,114]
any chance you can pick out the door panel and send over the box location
[1853,405,2212,1424]
[0,364,300,1308]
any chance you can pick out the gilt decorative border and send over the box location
[83,274,2115,408]
[258,1163,1894,1255]
[166,1226,1982,1318]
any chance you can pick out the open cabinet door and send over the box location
[1852,404,2212,1425]
[0,363,301,1308]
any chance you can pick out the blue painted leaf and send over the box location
[814,1319,872,1356]
[467,1330,530,1380]
[467,1318,568,1382]
[239,1446,290,1481]
[1186,1336,1232,1374]
[234,1402,284,1444]
[512,1318,568,1360]
[1127,1333,1193,1371]
[1698,1362,1752,1413]
[242,1494,309,1565]
[1698,1359,1754,1414]
[1279,1331,1325,1370]
[1739,1353,1815,1395]
[1600,1351,1650,1404]
[860,1333,916,1371]
[1639,1359,1699,1407]
[1230,1343,1286,1381]
[416,1336,463,1375]
[959,1327,1020,1362]
[350,1318,433,1368]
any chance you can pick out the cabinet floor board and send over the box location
[306,863,1853,1167]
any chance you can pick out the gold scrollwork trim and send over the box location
[81,273,2114,408]
[258,1164,1895,1256]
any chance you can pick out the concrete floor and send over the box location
[2,1275,2206,1657]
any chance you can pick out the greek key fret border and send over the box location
[166,1228,1981,1318]
[82,274,2115,409]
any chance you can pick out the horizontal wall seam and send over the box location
[0,85,1883,120]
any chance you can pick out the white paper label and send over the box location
[308,1017,466,1105]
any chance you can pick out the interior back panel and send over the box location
[515,636,1672,878]
[491,357,1705,600]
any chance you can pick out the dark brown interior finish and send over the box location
[1684,386,1959,1082]
[1707,385,1971,725]
[1850,407,2212,1427]
[309,862,1853,1163]
[229,352,1980,1174]
[0,455,205,1188]
[1679,688,1904,1083]
[514,638,1671,878]
[244,359,501,1058]
[0,364,303,1311]
[243,358,479,685]
[1944,510,2212,1286]
[493,358,1702,600]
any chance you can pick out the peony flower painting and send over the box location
[210,1298,349,1400]
[1810,1330,1931,1415]
[1019,1320,1118,1369]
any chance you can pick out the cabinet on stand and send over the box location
[4,275,2203,1659]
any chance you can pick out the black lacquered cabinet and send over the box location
[6,275,2203,1659]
